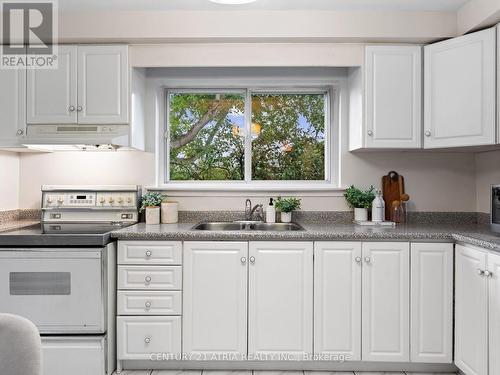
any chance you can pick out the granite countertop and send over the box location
[111,222,500,253]
[0,220,40,233]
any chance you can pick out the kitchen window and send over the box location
[164,87,337,188]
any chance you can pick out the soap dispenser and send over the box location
[371,190,385,222]
[266,198,276,223]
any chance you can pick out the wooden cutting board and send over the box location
[382,171,409,220]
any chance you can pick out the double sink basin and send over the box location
[193,221,305,232]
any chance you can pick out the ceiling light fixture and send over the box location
[209,0,257,4]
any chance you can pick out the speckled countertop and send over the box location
[111,222,500,253]
[0,220,40,233]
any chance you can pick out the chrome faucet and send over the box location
[244,199,264,221]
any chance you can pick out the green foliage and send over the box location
[343,185,375,209]
[140,192,166,212]
[168,92,326,181]
[275,196,302,213]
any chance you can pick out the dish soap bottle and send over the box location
[371,190,385,222]
[266,198,276,223]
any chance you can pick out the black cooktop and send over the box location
[0,222,135,247]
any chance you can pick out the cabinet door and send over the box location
[455,244,488,375]
[410,243,453,363]
[183,242,248,357]
[365,45,422,148]
[424,27,496,148]
[248,241,313,358]
[27,45,77,124]
[361,242,410,362]
[0,67,26,147]
[77,45,129,124]
[314,241,361,360]
[488,252,500,375]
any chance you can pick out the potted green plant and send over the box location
[140,192,165,225]
[275,196,302,223]
[343,185,376,222]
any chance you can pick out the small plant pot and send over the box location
[354,208,368,222]
[280,211,292,223]
[145,206,160,225]
[161,201,179,224]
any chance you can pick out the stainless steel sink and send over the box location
[192,222,305,231]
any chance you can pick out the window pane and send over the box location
[168,92,245,181]
[251,93,326,181]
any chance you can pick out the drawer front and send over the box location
[117,316,181,360]
[118,266,182,290]
[118,241,182,265]
[118,290,182,315]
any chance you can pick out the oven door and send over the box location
[0,248,104,334]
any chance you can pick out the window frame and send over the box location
[160,85,340,191]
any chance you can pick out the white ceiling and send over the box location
[59,0,469,13]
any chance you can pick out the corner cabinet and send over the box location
[455,244,500,375]
[424,27,496,149]
[349,45,422,150]
[0,67,26,148]
[27,45,129,125]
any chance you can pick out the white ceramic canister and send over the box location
[161,201,179,224]
[354,207,368,222]
[281,211,292,223]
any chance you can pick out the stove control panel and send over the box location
[42,187,140,209]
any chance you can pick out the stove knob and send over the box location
[117,197,124,204]
[99,197,105,205]
[127,197,133,204]
[46,197,53,205]
[57,197,64,205]
[108,197,115,204]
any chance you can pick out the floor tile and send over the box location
[202,372,252,375]
[116,371,152,375]
[354,372,405,375]
[154,371,203,375]
[405,373,458,375]
[305,371,355,375]
[254,372,304,375]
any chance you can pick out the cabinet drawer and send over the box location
[118,290,182,315]
[118,241,182,265]
[118,266,182,290]
[117,316,181,360]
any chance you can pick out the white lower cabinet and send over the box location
[314,241,362,360]
[117,316,181,360]
[410,243,453,363]
[248,241,313,359]
[455,244,500,375]
[183,241,248,357]
[361,242,410,362]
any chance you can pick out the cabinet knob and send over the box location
[364,257,371,263]
[77,106,83,112]
[425,130,431,137]
[355,256,362,263]
[145,301,152,309]
[145,276,152,283]
[145,250,152,257]
[69,105,75,112]
[144,337,151,344]
[16,129,24,136]
[367,130,373,136]
[249,256,256,264]
[240,257,247,264]
[484,270,492,277]
[477,269,485,276]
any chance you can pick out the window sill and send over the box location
[147,183,346,195]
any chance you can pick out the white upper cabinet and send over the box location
[248,241,313,358]
[77,45,129,124]
[364,45,422,149]
[424,27,496,149]
[455,244,489,375]
[314,241,361,360]
[27,45,128,125]
[410,243,453,363]
[27,46,78,124]
[361,242,410,362]
[183,242,248,357]
[0,67,26,147]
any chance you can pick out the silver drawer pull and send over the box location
[144,337,151,344]
[355,256,362,263]
[145,301,152,309]
[249,256,256,264]
[364,257,371,263]
[240,257,247,264]
[145,250,152,257]
[145,276,152,283]
[484,270,492,277]
[477,269,485,276]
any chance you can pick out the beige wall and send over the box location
[0,151,20,210]
[474,150,500,213]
